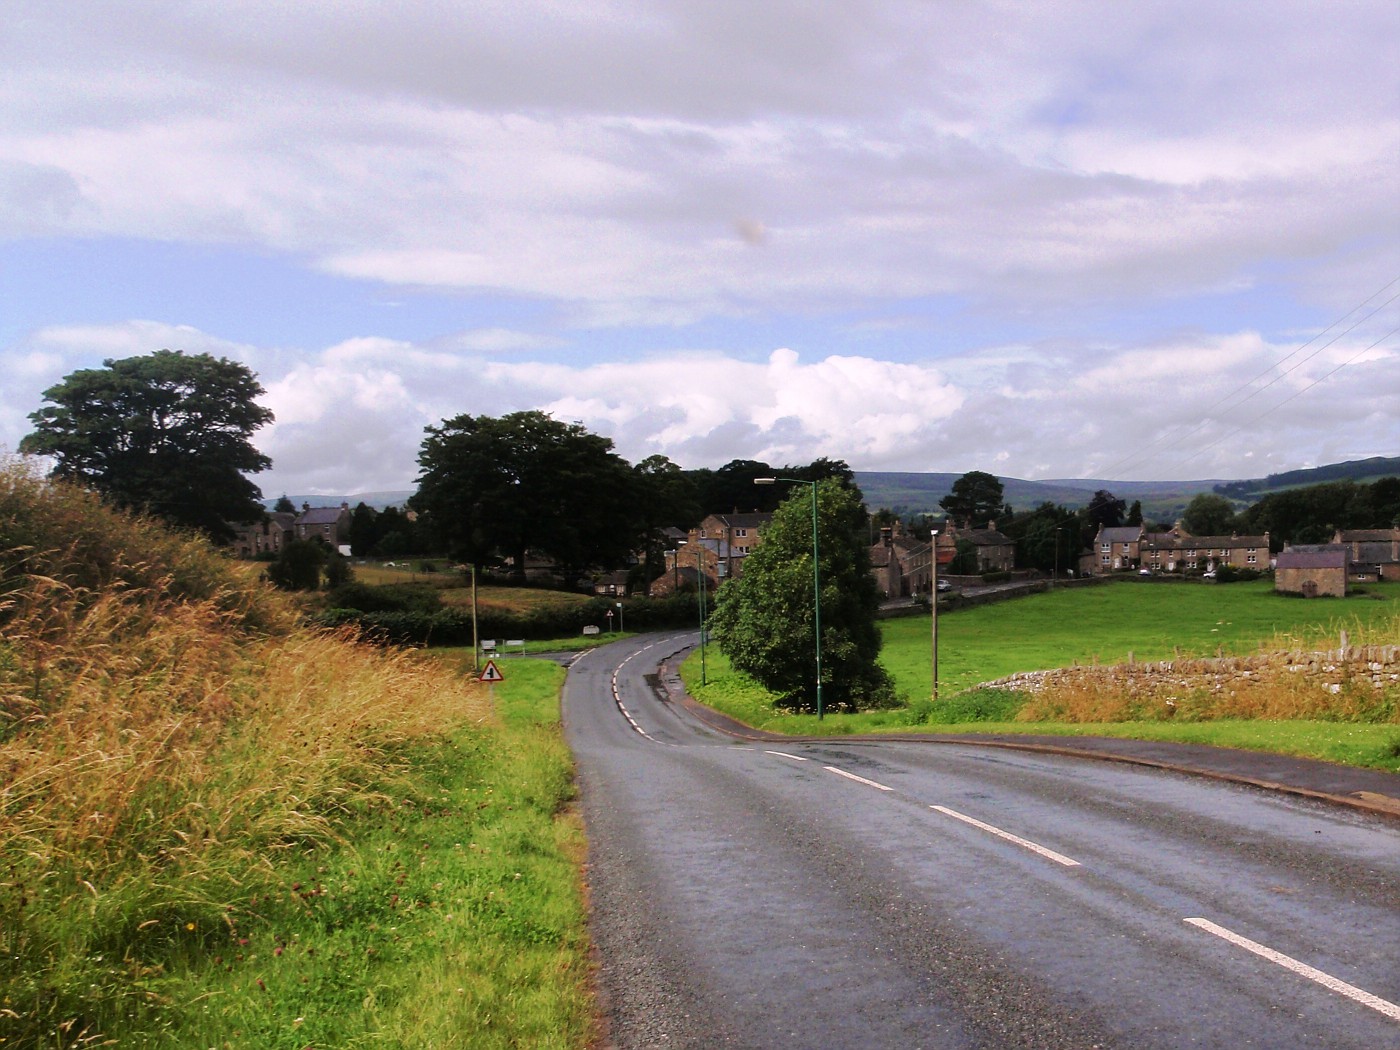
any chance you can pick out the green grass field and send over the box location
[684,579,1400,770]
[882,579,1400,698]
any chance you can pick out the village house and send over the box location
[294,502,353,549]
[653,511,774,596]
[232,502,354,558]
[1095,525,1145,572]
[1093,523,1270,574]
[230,510,296,558]
[1332,528,1400,581]
[949,520,1016,574]
[869,524,955,599]
[1275,545,1349,597]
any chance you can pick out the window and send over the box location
[1247,554,1257,564]
[735,528,748,537]
[1101,543,1110,553]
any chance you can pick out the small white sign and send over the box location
[583,625,600,635]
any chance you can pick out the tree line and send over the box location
[19,350,1400,586]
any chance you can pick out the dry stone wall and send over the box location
[987,638,1400,698]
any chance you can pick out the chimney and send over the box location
[880,526,893,548]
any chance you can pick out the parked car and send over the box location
[936,579,952,592]
[1202,569,1217,579]
[1138,568,1152,576]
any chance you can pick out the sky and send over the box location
[3,1,1398,499]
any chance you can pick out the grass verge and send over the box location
[1,462,593,1049]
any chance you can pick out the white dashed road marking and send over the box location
[930,805,1081,867]
[1185,917,1400,1022]
[824,765,893,791]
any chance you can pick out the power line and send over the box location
[1095,273,1400,481]
[1176,321,1400,471]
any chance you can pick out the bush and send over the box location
[316,593,704,646]
[929,687,1026,723]
[981,570,1012,583]
[1215,565,1265,583]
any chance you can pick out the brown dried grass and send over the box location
[0,459,494,1031]
[1015,615,1400,725]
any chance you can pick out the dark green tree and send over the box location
[694,459,777,514]
[19,350,273,541]
[633,454,702,582]
[1372,477,1400,527]
[1001,502,1078,573]
[412,411,639,579]
[1126,500,1144,526]
[1085,490,1127,531]
[274,493,297,514]
[939,470,1004,527]
[347,502,379,556]
[709,480,894,712]
[266,539,326,591]
[950,538,979,575]
[1181,493,1238,536]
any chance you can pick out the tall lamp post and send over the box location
[754,477,823,720]
[930,528,939,702]
[681,539,707,685]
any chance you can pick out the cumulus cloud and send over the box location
[1,2,1398,493]
[2,315,1396,496]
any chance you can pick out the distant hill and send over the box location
[1212,456,1400,498]
[262,490,415,512]
[854,472,1232,525]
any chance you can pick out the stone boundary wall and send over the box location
[986,639,1400,696]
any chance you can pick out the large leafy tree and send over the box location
[1000,502,1079,573]
[412,411,639,578]
[709,479,895,712]
[633,454,702,580]
[939,470,1004,527]
[19,349,273,541]
[1181,493,1239,536]
[1085,489,1127,531]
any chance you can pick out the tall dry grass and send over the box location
[1014,612,1400,725]
[0,459,492,1043]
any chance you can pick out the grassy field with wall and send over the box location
[684,579,1400,771]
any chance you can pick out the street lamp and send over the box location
[930,528,940,702]
[680,539,707,685]
[667,548,679,593]
[754,477,823,719]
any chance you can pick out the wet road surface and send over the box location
[564,634,1400,1049]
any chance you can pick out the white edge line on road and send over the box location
[930,805,1081,867]
[764,750,808,762]
[824,765,893,791]
[1185,917,1400,1022]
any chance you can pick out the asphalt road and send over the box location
[563,634,1400,1050]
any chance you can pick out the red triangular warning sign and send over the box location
[479,659,505,683]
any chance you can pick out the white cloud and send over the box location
[2,2,1398,494]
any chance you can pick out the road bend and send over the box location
[563,633,1400,1050]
